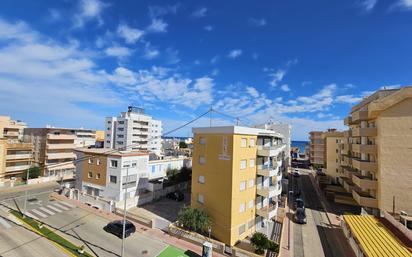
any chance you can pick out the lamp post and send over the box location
[208,226,211,242]
[23,167,30,218]
[121,167,129,257]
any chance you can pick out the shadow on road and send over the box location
[184,250,201,257]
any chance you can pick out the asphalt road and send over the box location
[292,169,354,257]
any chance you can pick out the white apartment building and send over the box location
[105,107,162,155]
[74,129,96,148]
[148,156,192,180]
[75,148,149,209]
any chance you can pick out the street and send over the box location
[0,183,168,257]
[291,169,355,257]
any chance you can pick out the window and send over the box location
[240,159,247,170]
[106,140,110,143]
[96,173,101,179]
[96,159,101,165]
[241,138,247,148]
[239,203,246,213]
[110,175,117,184]
[336,149,339,153]
[199,156,206,165]
[239,224,246,235]
[248,179,254,188]
[249,138,255,147]
[88,172,92,178]
[88,158,93,164]
[249,159,255,168]
[336,168,339,173]
[248,200,254,209]
[132,162,137,167]
[106,134,110,137]
[118,128,124,131]
[198,175,205,184]
[110,160,118,168]
[336,159,338,163]
[197,194,204,204]
[117,134,124,138]
[240,181,246,191]
[107,121,112,124]
[118,121,124,124]
[200,137,206,145]
[117,141,124,145]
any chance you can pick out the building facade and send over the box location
[309,131,325,167]
[339,87,412,215]
[0,116,33,183]
[104,107,162,155]
[322,130,344,184]
[191,126,286,246]
[148,156,191,180]
[75,148,149,209]
[24,128,95,179]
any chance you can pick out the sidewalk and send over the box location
[0,181,59,195]
[52,193,225,257]
[278,212,293,257]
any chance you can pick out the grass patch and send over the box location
[11,210,93,257]
[157,245,192,257]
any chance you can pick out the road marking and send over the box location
[46,205,62,213]
[58,201,75,208]
[39,206,55,215]
[0,217,12,229]
[31,209,48,218]
[53,203,69,211]
[26,211,40,220]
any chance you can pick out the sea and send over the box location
[291,140,309,153]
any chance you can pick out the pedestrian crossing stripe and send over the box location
[39,207,55,215]
[31,209,48,218]
[23,201,73,220]
[47,204,62,213]
[53,203,70,211]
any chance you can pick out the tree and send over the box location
[250,232,269,255]
[179,141,188,148]
[23,166,41,180]
[177,206,211,235]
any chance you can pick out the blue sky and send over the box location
[0,0,411,140]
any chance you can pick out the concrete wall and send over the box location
[377,98,412,214]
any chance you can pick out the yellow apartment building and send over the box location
[322,130,344,183]
[309,131,325,167]
[191,126,286,246]
[0,116,33,182]
[339,86,412,215]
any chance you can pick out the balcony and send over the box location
[257,165,278,177]
[342,178,356,193]
[344,116,352,125]
[351,110,369,123]
[6,153,32,160]
[256,204,278,220]
[352,174,377,190]
[352,158,377,172]
[351,144,376,154]
[46,143,75,150]
[46,152,76,160]
[352,189,378,208]
[5,164,31,173]
[256,184,282,198]
[351,127,377,137]
[257,144,286,157]
[342,166,355,179]
[47,134,76,140]
[46,162,76,171]
[6,142,33,150]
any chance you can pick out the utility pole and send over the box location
[23,167,30,218]
[209,106,213,127]
[121,167,129,257]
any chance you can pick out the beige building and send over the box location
[322,130,344,183]
[309,131,325,167]
[339,86,412,215]
[0,116,33,182]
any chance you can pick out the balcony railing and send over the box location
[351,110,369,123]
[46,152,76,160]
[352,174,377,190]
[46,143,75,150]
[256,204,278,219]
[46,162,75,171]
[351,127,377,137]
[5,164,31,172]
[257,165,278,177]
[256,184,282,198]
[6,153,32,160]
[352,158,377,172]
[257,144,286,157]
[47,134,76,140]
[351,144,376,154]
[352,189,378,208]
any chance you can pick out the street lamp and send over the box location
[121,167,129,257]
[208,226,211,242]
[23,167,30,218]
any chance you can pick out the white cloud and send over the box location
[335,95,363,104]
[280,84,291,92]
[250,18,266,26]
[359,0,378,11]
[147,19,168,33]
[73,0,107,28]
[269,69,286,87]
[211,69,219,76]
[108,67,137,85]
[228,49,242,59]
[166,48,180,64]
[246,86,260,98]
[191,7,207,18]
[117,24,144,44]
[396,0,412,10]
[105,46,132,58]
[143,43,160,59]
[148,4,179,18]
[204,25,213,31]
[210,55,220,64]
[0,19,38,42]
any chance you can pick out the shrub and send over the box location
[177,206,211,235]
[251,232,269,255]
[267,240,279,253]
[23,166,41,180]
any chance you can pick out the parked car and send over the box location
[294,198,305,210]
[294,208,307,224]
[166,190,184,201]
[103,220,136,238]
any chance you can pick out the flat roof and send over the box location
[74,148,149,156]
[344,215,412,257]
[192,126,283,138]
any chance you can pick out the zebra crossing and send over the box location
[25,201,75,220]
